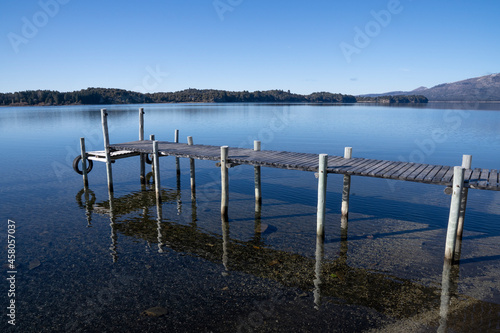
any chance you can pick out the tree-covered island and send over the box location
[0,88,428,106]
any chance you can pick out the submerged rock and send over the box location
[141,307,168,317]
[29,259,41,270]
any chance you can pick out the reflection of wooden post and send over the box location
[438,259,452,332]
[79,137,89,188]
[313,235,325,310]
[108,189,118,262]
[153,140,162,205]
[221,214,230,276]
[457,155,472,239]
[444,166,464,261]
[188,136,196,200]
[149,134,155,175]
[317,154,328,237]
[156,199,163,253]
[254,140,262,212]
[101,109,113,193]
[221,146,229,219]
[139,108,146,185]
[341,147,352,231]
[175,130,180,177]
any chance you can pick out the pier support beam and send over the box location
[254,140,262,213]
[221,146,229,219]
[456,155,472,239]
[188,136,196,200]
[444,166,465,261]
[341,147,352,232]
[79,137,89,188]
[152,140,162,205]
[317,154,328,238]
[139,108,146,185]
[101,109,113,193]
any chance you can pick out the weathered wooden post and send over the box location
[254,140,262,213]
[221,146,229,218]
[188,136,196,200]
[139,108,146,185]
[152,140,162,205]
[174,129,179,143]
[317,154,328,237]
[444,166,465,261]
[79,137,89,188]
[456,155,472,239]
[101,109,113,193]
[341,147,352,232]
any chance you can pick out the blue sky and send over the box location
[1,0,499,95]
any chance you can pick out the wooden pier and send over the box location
[108,139,499,190]
[75,108,499,264]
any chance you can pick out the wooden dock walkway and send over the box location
[109,140,500,191]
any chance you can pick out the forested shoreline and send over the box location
[0,87,428,106]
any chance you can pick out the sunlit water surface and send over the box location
[1,102,499,332]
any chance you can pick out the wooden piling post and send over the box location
[254,140,262,212]
[444,166,465,261]
[341,147,352,230]
[188,136,196,199]
[79,137,89,188]
[174,129,179,143]
[456,155,472,240]
[101,109,113,193]
[152,140,162,205]
[139,108,146,185]
[317,154,328,237]
[221,146,229,218]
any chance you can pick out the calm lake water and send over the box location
[1,102,499,332]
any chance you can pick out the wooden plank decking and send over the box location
[109,140,500,191]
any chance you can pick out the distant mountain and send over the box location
[360,73,500,101]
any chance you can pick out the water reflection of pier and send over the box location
[76,165,500,332]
